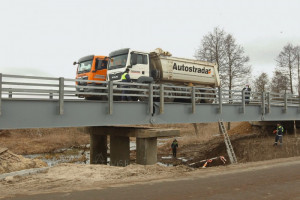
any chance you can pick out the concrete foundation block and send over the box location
[136,137,157,165]
[110,136,130,167]
[90,134,107,164]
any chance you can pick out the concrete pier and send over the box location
[87,126,179,166]
[136,137,157,165]
[110,136,130,167]
[90,133,107,164]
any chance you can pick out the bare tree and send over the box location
[223,34,251,93]
[195,28,251,130]
[254,72,269,93]
[294,46,300,94]
[276,43,296,94]
[195,28,251,90]
[270,69,289,93]
[194,27,227,84]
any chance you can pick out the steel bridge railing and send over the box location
[0,73,299,116]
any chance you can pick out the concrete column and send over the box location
[281,121,295,134]
[296,120,300,128]
[90,133,107,164]
[110,136,130,167]
[136,137,157,165]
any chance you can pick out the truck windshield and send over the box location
[78,60,93,74]
[108,54,128,70]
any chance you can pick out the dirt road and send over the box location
[4,157,300,200]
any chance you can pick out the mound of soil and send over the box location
[228,121,253,135]
[158,134,300,168]
[0,148,47,174]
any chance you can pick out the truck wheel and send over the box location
[164,85,175,102]
[202,89,216,103]
[85,96,96,100]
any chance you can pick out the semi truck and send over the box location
[107,48,220,102]
[74,55,108,99]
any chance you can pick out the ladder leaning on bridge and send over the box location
[219,120,238,164]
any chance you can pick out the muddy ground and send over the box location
[158,122,300,167]
[158,134,300,167]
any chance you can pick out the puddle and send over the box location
[157,162,173,167]
[177,157,189,162]
[161,156,173,159]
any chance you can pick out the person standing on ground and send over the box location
[121,68,132,101]
[274,123,284,146]
[171,139,178,158]
[242,85,251,104]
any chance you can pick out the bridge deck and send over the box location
[0,99,299,130]
[0,73,299,130]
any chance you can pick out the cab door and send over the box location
[94,58,108,81]
[129,53,149,80]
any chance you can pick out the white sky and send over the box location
[0,0,300,79]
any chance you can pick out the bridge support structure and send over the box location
[89,128,107,164]
[136,137,157,165]
[110,135,130,166]
[86,127,179,166]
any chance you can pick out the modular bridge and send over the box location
[0,73,299,165]
[0,73,299,129]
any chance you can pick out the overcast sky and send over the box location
[1,0,300,79]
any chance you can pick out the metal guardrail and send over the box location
[0,73,299,116]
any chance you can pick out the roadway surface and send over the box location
[8,160,300,200]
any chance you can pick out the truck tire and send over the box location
[201,89,216,103]
[164,85,175,102]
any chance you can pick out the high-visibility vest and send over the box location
[121,73,128,81]
[277,126,284,135]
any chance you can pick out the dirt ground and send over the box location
[1,157,299,199]
[167,122,299,166]
[0,128,89,155]
[158,133,300,167]
[0,122,299,199]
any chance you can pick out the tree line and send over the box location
[195,27,300,95]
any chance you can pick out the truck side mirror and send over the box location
[73,61,77,65]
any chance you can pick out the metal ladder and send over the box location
[219,120,238,164]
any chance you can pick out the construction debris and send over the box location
[189,156,227,168]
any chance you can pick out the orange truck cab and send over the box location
[74,55,108,99]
